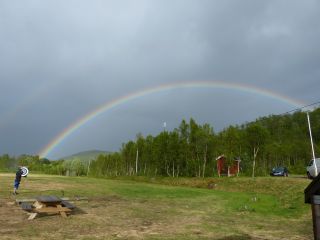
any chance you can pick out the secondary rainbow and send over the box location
[38,80,307,158]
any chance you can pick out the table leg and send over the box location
[57,204,67,218]
[28,213,38,220]
[28,201,43,220]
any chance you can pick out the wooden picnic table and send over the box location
[27,195,73,220]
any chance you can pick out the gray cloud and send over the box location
[0,0,319,158]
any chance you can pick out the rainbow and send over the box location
[38,80,307,158]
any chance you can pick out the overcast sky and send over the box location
[0,0,319,159]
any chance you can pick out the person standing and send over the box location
[13,167,24,195]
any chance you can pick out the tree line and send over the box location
[1,108,319,177]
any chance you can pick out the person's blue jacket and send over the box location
[15,169,23,183]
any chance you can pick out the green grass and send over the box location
[0,173,313,239]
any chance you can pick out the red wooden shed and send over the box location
[216,155,241,177]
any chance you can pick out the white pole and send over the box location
[135,148,139,174]
[307,112,317,176]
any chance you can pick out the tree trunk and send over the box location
[87,160,91,176]
[166,163,171,177]
[202,144,208,178]
[172,161,175,177]
[252,147,259,178]
[177,165,180,178]
[196,152,201,177]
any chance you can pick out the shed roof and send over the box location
[215,155,225,161]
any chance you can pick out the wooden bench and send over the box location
[17,195,82,220]
[20,202,33,212]
[61,200,76,210]
[27,195,75,220]
[34,205,72,213]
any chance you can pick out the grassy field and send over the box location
[0,173,314,239]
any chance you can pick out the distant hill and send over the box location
[60,150,111,163]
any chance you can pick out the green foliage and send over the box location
[59,150,111,163]
[2,108,320,178]
[0,154,17,171]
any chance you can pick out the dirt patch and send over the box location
[0,196,311,240]
[0,198,29,239]
[0,195,205,239]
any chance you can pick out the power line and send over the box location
[283,100,320,115]
[249,100,320,124]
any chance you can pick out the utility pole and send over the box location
[307,111,317,176]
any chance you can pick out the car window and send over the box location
[275,167,284,171]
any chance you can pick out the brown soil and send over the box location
[0,195,197,240]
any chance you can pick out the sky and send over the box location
[0,0,319,159]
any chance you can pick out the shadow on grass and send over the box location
[72,206,87,215]
[216,234,254,240]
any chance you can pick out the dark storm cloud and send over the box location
[0,0,319,158]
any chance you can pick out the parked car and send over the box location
[270,167,289,177]
[306,158,320,179]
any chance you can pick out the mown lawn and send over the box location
[0,173,313,239]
